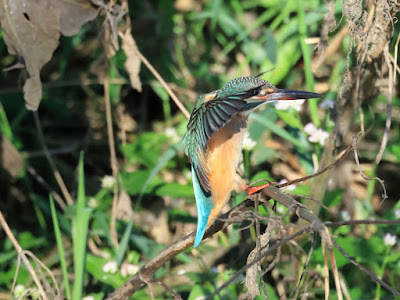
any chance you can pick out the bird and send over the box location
[185,74,321,247]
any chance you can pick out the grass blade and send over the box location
[136,142,183,210]
[72,151,92,300]
[250,113,308,151]
[297,0,320,127]
[50,195,71,300]
[115,218,134,265]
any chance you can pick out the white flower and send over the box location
[340,210,351,221]
[101,175,115,189]
[177,269,186,275]
[319,99,336,109]
[276,206,285,214]
[278,179,296,191]
[88,197,99,208]
[184,171,192,181]
[165,127,180,143]
[384,233,397,247]
[395,208,400,219]
[100,250,111,259]
[242,132,257,151]
[275,99,305,111]
[304,123,329,146]
[103,261,118,274]
[82,297,95,300]
[14,284,26,298]
[120,263,140,277]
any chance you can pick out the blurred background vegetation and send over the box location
[0,0,399,299]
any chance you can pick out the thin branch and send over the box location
[0,210,48,300]
[324,228,343,300]
[278,142,353,189]
[292,231,318,300]
[150,279,183,300]
[206,226,314,300]
[325,219,400,227]
[118,31,191,119]
[352,133,388,201]
[331,239,400,297]
[32,111,73,206]
[375,46,394,164]
[26,165,66,211]
[322,236,330,300]
[104,77,119,248]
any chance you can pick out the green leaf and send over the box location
[137,142,184,205]
[85,254,125,288]
[323,189,344,207]
[121,132,167,169]
[276,110,303,129]
[250,170,273,183]
[188,285,209,300]
[264,29,277,64]
[250,111,308,151]
[155,183,194,198]
[122,170,162,196]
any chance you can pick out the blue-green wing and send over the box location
[185,97,247,194]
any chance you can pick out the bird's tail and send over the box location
[191,165,214,247]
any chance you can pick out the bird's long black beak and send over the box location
[268,89,322,101]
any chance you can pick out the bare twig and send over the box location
[150,279,183,300]
[292,232,318,300]
[206,226,314,300]
[331,239,400,297]
[322,236,330,300]
[325,219,400,227]
[32,111,73,206]
[352,133,388,201]
[26,165,66,211]
[375,46,394,164]
[118,31,190,119]
[324,228,343,300]
[104,77,120,248]
[0,210,48,300]
[278,143,353,189]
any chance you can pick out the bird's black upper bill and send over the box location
[268,89,322,101]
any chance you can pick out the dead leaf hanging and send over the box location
[0,0,60,110]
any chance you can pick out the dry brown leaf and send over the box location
[0,133,23,178]
[59,0,98,36]
[120,30,142,92]
[0,0,60,110]
[116,190,133,221]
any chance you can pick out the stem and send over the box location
[375,247,390,300]
[297,0,319,127]
[243,150,251,179]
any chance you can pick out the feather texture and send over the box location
[185,77,272,247]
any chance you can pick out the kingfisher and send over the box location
[185,74,321,247]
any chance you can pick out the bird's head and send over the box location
[217,75,322,113]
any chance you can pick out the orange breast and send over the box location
[206,114,248,223]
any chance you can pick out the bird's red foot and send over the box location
[244,182,276,195]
